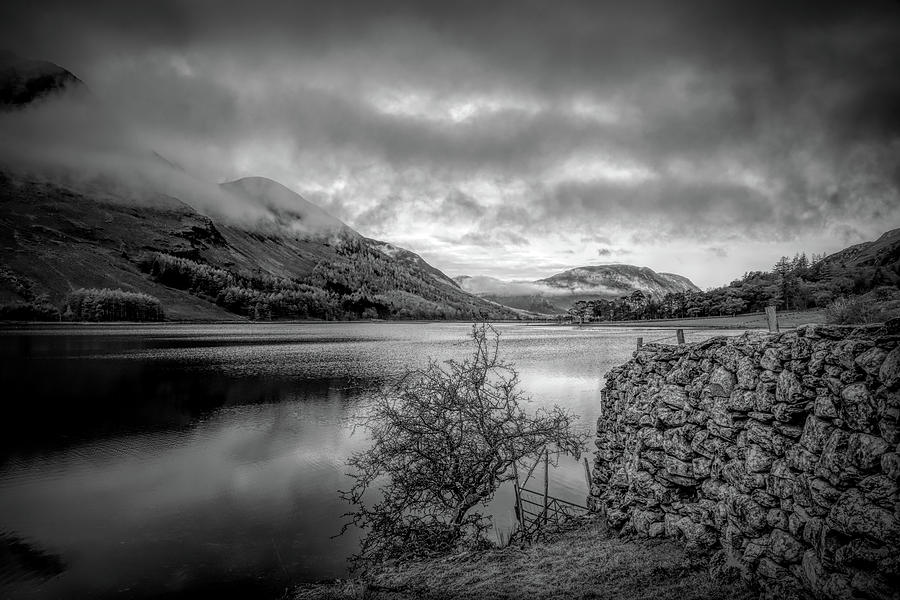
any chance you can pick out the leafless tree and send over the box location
[341,323,586,565]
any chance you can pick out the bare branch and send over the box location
[339,323,588,567]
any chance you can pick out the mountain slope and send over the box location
[220,177,350,238]
[0,172,516,321]
[0,52,84,106]
[455,265,699,314]
[819,227,900,269]
[0,175,238,320]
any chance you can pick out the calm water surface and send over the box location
[0,322,746,598]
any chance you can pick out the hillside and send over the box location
[220,177,350,238]
[0,52,84,106]
[0,172,518,321]
[819,227,900,269]
[455,265,699,314]
[0,175,240,320]
[557,228,900,322]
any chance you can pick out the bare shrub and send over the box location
[340,323,586,567]
[824,295,883,325]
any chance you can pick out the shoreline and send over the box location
[574,309,825,330]
[294,517,753,600]
[0,310,826,330]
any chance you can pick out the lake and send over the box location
[0,322,746,599]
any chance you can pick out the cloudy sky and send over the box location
[2,1,899,288]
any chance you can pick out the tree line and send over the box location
[0,287,165,322]
[567,251,900,322]
[64,288,165,321]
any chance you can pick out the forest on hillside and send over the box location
[0,285,164,322]
[64,288,165,321]
[142,238,513,321]
[568,252,900,322]
[0,218,517,320]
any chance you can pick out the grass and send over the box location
[293,518,755,600]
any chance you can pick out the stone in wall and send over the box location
[591,320,900,599]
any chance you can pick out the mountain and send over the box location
[220,177,349,238]
[0,52,84,106]
[819,228,900,270]
[537,265,700,296]
[0,55,516,322]
[0,169,519,321]
[455,265,699,314]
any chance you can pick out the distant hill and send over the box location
[563,227,900,322]
[0,55,517,322]
[537,265,699,296]
[455,265,699,314]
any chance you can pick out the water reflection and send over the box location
[1,383,369,598]
[0,323,746,598]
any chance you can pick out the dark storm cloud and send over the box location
[2,1,899,282]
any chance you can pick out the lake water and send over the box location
[0,322,746,599]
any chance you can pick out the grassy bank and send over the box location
[581,309,825,330]
[294,518,754,600]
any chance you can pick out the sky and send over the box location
[2,1,899,288]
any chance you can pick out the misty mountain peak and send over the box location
[220,176,349,237]
[457,263,699,314]
[0,52,84,106]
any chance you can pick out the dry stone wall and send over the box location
[590,322,900,599]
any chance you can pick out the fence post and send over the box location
[636,337,643,350]
[765,305,779,333]
[543,450,549,524]
[512,461,525,533]
[676,329,685,345]
[583,456,592,492]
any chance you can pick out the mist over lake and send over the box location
[0,322,742,599]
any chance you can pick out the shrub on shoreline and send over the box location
[340,324,586,566]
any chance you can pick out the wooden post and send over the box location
[636,337,643,350]
[512,460,525,533]
[765,305,779,333]
[676,329,685,345]
[583,456,592,492]
[543,450,549,524]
